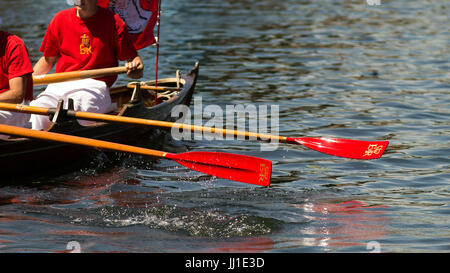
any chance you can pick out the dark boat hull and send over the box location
[0,63,199,180]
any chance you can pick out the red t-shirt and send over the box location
[0,31,34,101]
[40,7,138,87]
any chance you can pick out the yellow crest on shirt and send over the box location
[80,34,92,55]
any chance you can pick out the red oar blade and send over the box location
[288,137,389,159]
[166,151,272,186]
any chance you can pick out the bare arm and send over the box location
[125,55,144,79]
[33,56,58,75]
[0,76,29,103]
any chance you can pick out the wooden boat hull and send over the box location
[0,63,199,180]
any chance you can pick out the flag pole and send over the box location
[154,0,162,105]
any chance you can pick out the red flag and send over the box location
[97,0,159,50]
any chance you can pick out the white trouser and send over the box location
[0,100,32,139]
[29,79,112,130]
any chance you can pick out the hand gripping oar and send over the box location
[32,65,143,86]
[0,124,271,186]
[0,102,389,159]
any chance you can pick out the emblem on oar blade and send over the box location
[363,144,385,157]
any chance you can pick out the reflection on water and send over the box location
[291,200,390,252]
[0,0,449,252]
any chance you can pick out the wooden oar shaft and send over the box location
[156,120,285,142]
[0,123,167,158]
[0,102,285,142]
[32,66,128,86]
[0,103,49,116]
[72,111,284,142]
[0,102,283,141]
[0,103,388,160]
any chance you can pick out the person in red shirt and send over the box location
[30,0,144,130]
[0,28,34,132]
